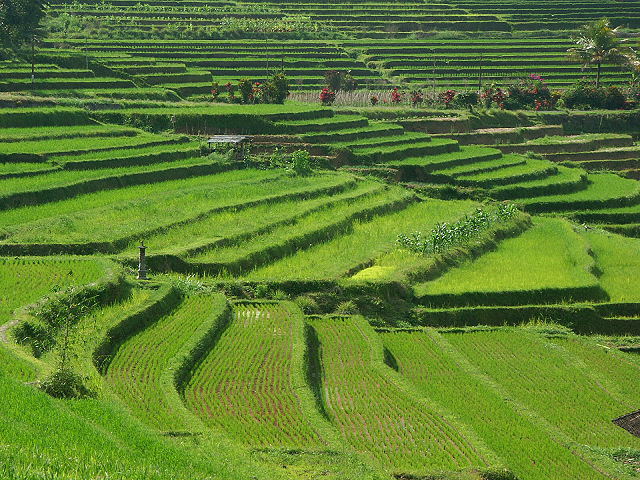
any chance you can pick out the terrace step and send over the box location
[433,125,564,145]
[433,156,527,177]
[601,224,640,238]
[386,147,504,177]
[490,166,589,200]
[299,123,404,144]
[455,158,557,188]
[397,116,471,134]
[354,138,459,163]
[276,115,370,134]
[543,147,640,163]
[498,135,635,156]
[347,133,431,150]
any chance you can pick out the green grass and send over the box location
[519,173,640,210]
[446,328,640,450]
[307,315,495,474]
[1,133,178,155]
[382,329,607,480]
[0,124,140,142]
[0,256,109,324]
[243,199,477,281]
[583,229,640,302]
[144,179,374,255]
[0,172,353,246]
[0,367,284,480]
[185,302,327,448]
[105,293,228,432]
[192,184,408,268]
[414,217,599,300]
[50,141,200,165]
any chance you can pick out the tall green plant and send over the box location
[0,0,46,48]
[568,18,637,88]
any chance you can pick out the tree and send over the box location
[0,0,47,49]
[568,18,636,88]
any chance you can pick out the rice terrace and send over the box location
[4,0,640,479]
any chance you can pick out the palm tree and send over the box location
[568,18,636,88]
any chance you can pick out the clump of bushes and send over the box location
[220,73,290,104]
[324,70,358,92]
[560,80,627,109]
[319,87,336,106]
[397,203,519,255]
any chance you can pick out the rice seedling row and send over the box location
[381,329,608,480]
[184,302,326,449]
[446,329,640,449]
[105,294,227,432]
[307,315,492,474]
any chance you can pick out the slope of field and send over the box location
[307,315,497,475]
[381,329,610,480]
[414,217,604,306]
[185,301,328,449]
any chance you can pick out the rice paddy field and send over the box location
[2,1,640,480]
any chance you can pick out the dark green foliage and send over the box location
[287,149,313,176]
[38,366,94,399]
[0,0,46,48]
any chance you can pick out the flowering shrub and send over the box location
[506,74,553,110]
[455,91,479,110]
[320,87,336,105]
[238,78,253,103]
[225,82,236,101]
[211,81,220,100]
[439,89,456,108]
[411,90,424,107]
[324,70,358,91]
[370,95,379,106]
[391,87,402,104]
[481,85,507,109]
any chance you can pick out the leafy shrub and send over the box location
[481,84,507,109]
[238,78,253,103]
[287,149,313,176]
[324,70,342,91]
[455,91,479,109]
[38,367,95,399]
[370,95,379,106]
[411,90,424,107]
[439,89,456,108]
[505,74,553,110]
[561,80,606,109]
[397,204,519,255]
[263,73,290,104]
[295,295,320,314]
[391,87,402,104]
[211,81,220,100]
[324,70,358,91]
[319,87,336,106]
[604,86,626,109]
[334,300,359,315]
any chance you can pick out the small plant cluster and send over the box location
[212,73,290,104]
[320,87,336,105]
[505,74,554,110]
[439,89,457,108]
[560,80,627,109]
[397,203,519,255]
[265,148,314,175]
[324,70,358,92]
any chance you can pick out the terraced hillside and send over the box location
[3,1,640,476]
